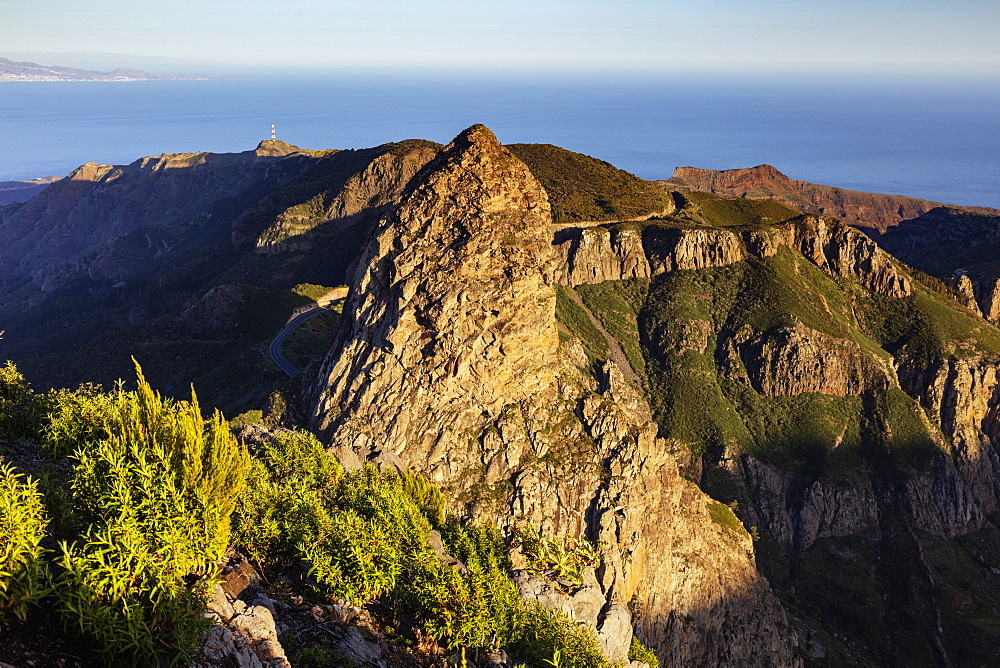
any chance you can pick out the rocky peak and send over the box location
[667,166,999,235]
[67,161,117,182]
[254,140,303,157]
[309,123,558,442]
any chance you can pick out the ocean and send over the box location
[1,73,997,208]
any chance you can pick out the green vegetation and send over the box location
[629,635,660,668]
[639,247,945,478]
[707,500,748,542]
[56,363,250,663]
[555,286,608,362]
[858,282,1000,365]
[236,431,608,665]
[513,529,601,585]
[695,196,799,228]
[0,463,50,623]
[508,143,672,223]
[0,361,46,440]
[577,278,649,380]
[0,363,612,666]
[666,192,799,228]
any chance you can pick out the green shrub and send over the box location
[56,527,210,662]
[409,520,523,649]
[0,361,47,440]
[228,409,263,430]
[514,529,600,585]
[237,443,608,662]
[42,383,113,458]
[509,603,609,668]
[628,635,660,667]
[0,463,50,622]
[231,429,343,565]
[55,362,250,662]
[303,466,435,605]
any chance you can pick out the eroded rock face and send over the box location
[898,357,1000,535]
[554,226,650,286]
[308,125,800,665]
[310,123,559,448]
[554,215,910,299]
[645,227,749,275]
[255,146,438,251]
[0,146,323,291]
[735,324,867,397]
[974,278,1000,322]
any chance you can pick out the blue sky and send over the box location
[2,0,999,76]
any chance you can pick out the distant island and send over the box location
[0,57,215,82]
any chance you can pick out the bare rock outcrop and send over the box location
[772,216,911,298]
[553,214,910,301]
[947,274,980,311]
[644,227,748,275]
[195,584,290,668]
[308,125,800,665]
[898,357,1000,534]
[554,226,650,286]
[974,278,1000,322]
[735,323,867,397]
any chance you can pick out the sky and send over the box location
[2,0,999,78]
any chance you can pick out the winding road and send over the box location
[269,306,332,377]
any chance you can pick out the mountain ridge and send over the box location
[666,164,1000,235]
[0,56,215,81]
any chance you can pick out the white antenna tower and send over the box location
[271,122,276,141]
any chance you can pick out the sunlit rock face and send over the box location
[308,124,801,665]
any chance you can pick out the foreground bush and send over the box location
[55,363,250,662]
[0,463,49,623]
[0,361,47,440]
[235,436,608,665]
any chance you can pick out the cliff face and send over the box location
[308,125,800,665]
[565,211,1000,662]
[556,215,910,298]
[665,165,999,236]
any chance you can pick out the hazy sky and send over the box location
[2,0,999,77]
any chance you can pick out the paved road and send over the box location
[269,306,332,377]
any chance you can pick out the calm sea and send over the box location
[1,74,997,208]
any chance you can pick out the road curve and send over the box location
[269,306,331,377]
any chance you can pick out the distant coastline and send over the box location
[0,56,216,82]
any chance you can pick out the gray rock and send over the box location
[596,602,633,665]
[229,605,290,668]
[191,623,264,668]
[207,584,235,623]
[252,593,277,615]
[337,627,386,667]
